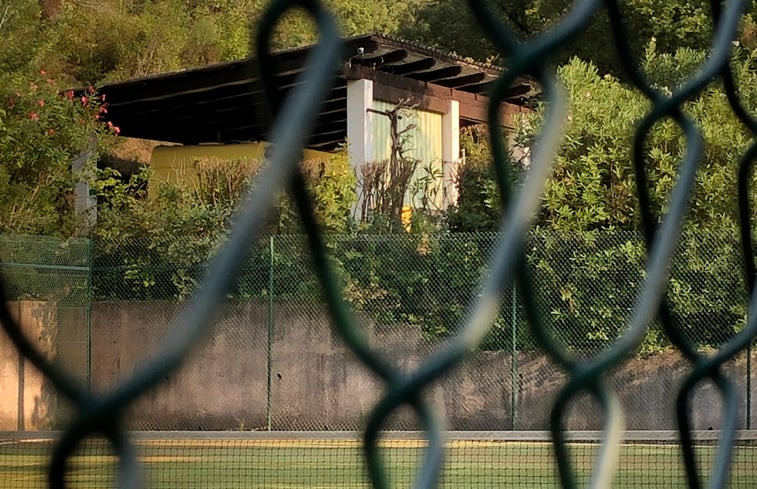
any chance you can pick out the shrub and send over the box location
[0,71,112,237]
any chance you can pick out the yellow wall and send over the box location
[149,142,334,193]
[371,101,444,210]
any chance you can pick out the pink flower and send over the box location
[99,106,108,114]
[47,129,55,136]
[101,94,106,101]
[40,69,46,76]
[107,121,113,128]
[81,96,88,105]
[88,85,95,94]
[47,78,55,85]
[113,126,121,135]
[29,112,39,121]
[37,100,45,107]
[65,90,74,100]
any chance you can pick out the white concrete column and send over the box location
[442,99,460,208]
[346,79,374,219]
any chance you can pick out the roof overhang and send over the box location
[96,34,538,150]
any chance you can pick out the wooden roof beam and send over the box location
[408,65,462,82]
[502,84,535,100]
[455,80,493,94]
[109,84,347,121]
[435,72,486,88]
[351,49,408,68]
[345,66,529,128]
[380,57,436,75]
[307,129,348,147]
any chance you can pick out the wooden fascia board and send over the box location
[343,64,529,128]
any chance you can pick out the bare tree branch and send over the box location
[0,3,11,34]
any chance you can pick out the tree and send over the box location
[0,73,114,236]
[404,0,757,78]
[518,47,757,231]
[445,45,757,233]
[263,0,427,50]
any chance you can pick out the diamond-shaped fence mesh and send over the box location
[3,0,757,488]
[0,235,91,432]
[1,232,755,487]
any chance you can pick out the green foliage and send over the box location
[0,71,113,236]
[1,0,754,356]
[512,50,757,231]
[0,0,429,86]
[337,228,746,352]
[445,126,501,232]
[404,0,757,76]
[401,0,498,63]
[266,0,427,49]
[93,166,236,299]
[537,58,647,229]
[0,234,90,302]
[529,229,746,353]
[89,228,744,353]
[93,151,356,298]
[275,149,357,234]
[0,1,52,76]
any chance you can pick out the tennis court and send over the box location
[2,431,756,488]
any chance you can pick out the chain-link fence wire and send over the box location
[0,235,91,432]
[3,0,757,488]
[1,229,756,488]
[2,232,757,488]
[83,231,754,432]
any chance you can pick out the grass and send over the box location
[1,438,756,488]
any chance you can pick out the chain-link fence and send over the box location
[0,235,91,433]
[2,231,755,488]
[4,0,757,487]
[2,232,756,487]
[1,231,754,432]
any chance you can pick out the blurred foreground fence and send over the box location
[1,231,754,433]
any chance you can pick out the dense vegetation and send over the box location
[3,0,757,236]
[2,1,757,350]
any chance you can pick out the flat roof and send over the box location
[97,34,537,149]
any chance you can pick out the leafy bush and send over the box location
[445,126,502,232]
[92,149,356,299]
[89,228,748,353]
[0,71,112,237]
[517,49,757,231]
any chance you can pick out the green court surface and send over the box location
[2,437,756,488]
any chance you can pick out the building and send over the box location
[96,34,536,216]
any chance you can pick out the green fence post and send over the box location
[87,237,93,391]
[510,285,517,430]
[748,340,752,429]
[267,235,274,431]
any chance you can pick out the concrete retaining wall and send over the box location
[0,301,59,430]
[89,302,757,431]
[2,300,756,431]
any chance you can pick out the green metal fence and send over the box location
[0,232,756,488]
[3,0,757,487]
[1,231,754,433]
